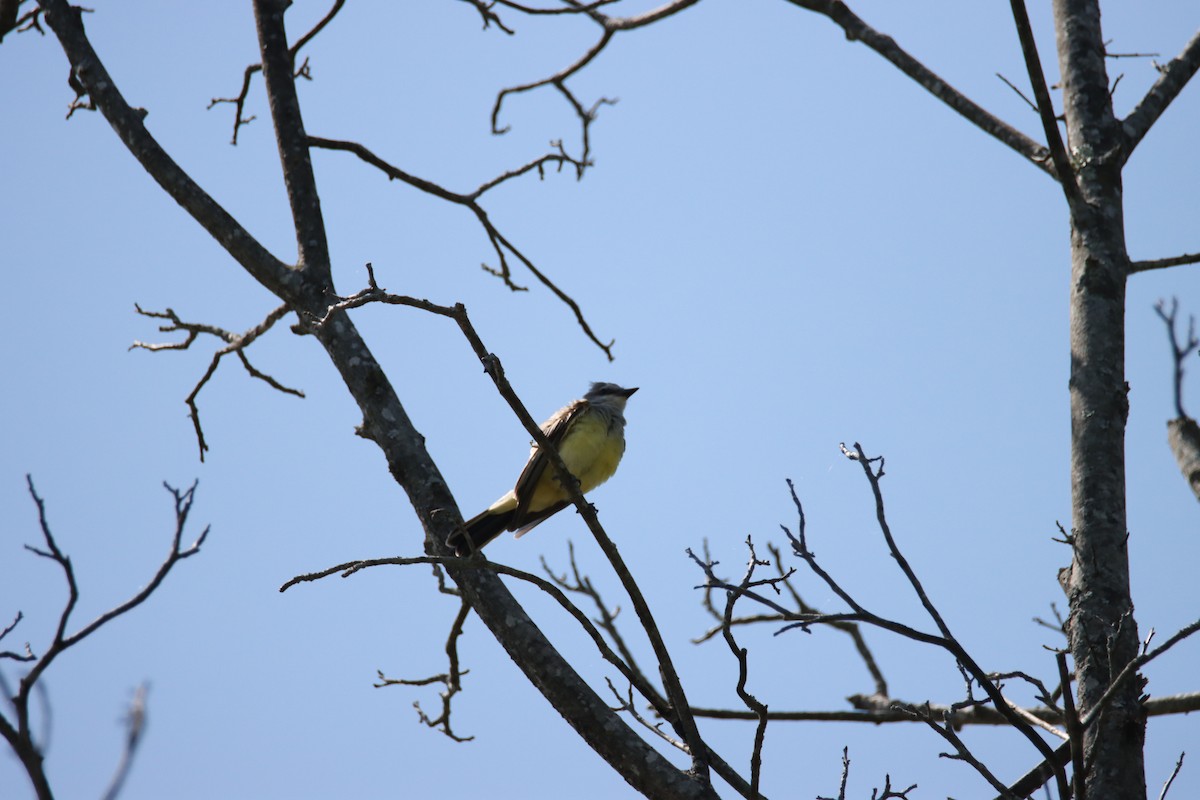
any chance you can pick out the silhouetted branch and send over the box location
[0,613,32,663]
[131,303,302,461]
[718,537,771,796]
[209,0,346,145]
[902,704,1017,798]
[782,0,1054,177]
[692,536,889,699]
[1154,298,1200,501]
[1007,0,1084,210]
[1121,29,1200,163]
[490,0,700,167]
[376,599,474,742]
[0,478,207,800]
[306,138,615,360]
[542,542,652,690]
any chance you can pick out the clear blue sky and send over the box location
[3,2,1198,798]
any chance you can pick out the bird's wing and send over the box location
[510,398,588,528]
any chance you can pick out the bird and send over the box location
[447,382,638,556]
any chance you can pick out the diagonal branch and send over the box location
[306,139,615,359]
[38,0,296,299]
[1007,0,1084,209]
[1121,29,1200,164]
[782,0,1055,177]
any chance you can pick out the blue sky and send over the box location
[2,2,1198,798]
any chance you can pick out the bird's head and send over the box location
[586,382,638,411]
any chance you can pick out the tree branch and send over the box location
[782,0,1055,177]
[306,139,615,359]
[253,0,331,280]
[1130,252,1200,274]
[209,0,346,145]
[38,0,297,299]
[0,478,207,800]
[1121,29,1200,164]
[130,303,302,461]
[1007,0,1084,209]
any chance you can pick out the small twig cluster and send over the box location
[208,0,346,144]
[375,598,474,743]
[1,478,208,799]
[130,303,302,461]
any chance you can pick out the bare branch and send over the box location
[1153,299,1197,424]
[542,543,655,692]
[1007,0,1084,210]
[995,72,1039,114]
[253,0,331,279]
[902,704,1018,798]
[284,551,758,797]
[1159,752,1186,800]
[718,538,771,796]
[209,0,347,145]
[2,477,207,800]
[818,747,851,800]
[693,535,890,699]
[996,619,1200,800]
[1131,251,1200,274]
[494,0,621,16]
[1056,653,1086,800]
[306,139,615,359]
[782,0,1055,177]
[605,679,688,753]
[1121,29,1200,164]
[459,0,515,34]
[131,303,302,461]
[0,613,33,663]
[100,683,149,800]
[376,599,474,742]
[490,0,700,165]
[1154,299,1200,501]
[39,0,296,296]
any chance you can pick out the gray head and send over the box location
[585,382,638,411]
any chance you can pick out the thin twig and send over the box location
[375,598,474,742]
[209,0,347,145]
[783,0,1054,176]
[305,139,614,359]
[131,303,302,461]
[902,704,1019,798]
[1158,752,1186,800]
[100,683,149,800]
[718,537,771,797]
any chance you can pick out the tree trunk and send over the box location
[1054,1,1146,796]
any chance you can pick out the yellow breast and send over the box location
[526,412,626,512]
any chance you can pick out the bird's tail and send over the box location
[447,509,513,557]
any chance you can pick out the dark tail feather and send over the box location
[447,509,514,556]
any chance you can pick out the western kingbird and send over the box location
[448,382,638,556]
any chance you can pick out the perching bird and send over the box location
[447,382,638,556]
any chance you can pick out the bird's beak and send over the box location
[621,387,639,397]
